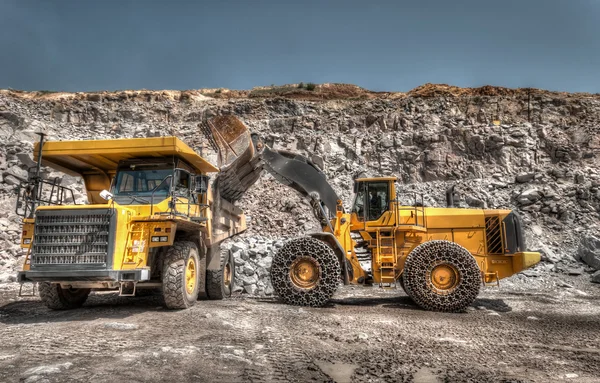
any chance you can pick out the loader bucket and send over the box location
[201,116,264,202]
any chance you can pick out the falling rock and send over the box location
[3,175,21,186]
[516,173,535,183]
[241,274,258,286]
[244,284,258,295]
[539,246,561,263]
[231,241,248,254]
[104,322,139,331]
[518,188,542,205]
[3,165,28,181]
[567,268,583,276]
[576,235,600,270]
[243,264,255,276]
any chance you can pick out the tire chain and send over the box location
[403,240,481,312]
[270,237,341,307]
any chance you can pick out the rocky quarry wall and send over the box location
[1,84,599,294]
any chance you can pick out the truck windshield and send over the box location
[113,168,173,196]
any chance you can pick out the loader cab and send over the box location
[351,177,397,222]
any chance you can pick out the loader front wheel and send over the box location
[403,240,481,312]
[39,282,90,310]
[162,241,200,309]
[270,237,340,307]
[206,248,235,300]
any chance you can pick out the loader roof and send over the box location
[34,136,219,175]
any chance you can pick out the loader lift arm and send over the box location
[202,116,341,223]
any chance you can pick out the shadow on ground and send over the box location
[0,293,165,325]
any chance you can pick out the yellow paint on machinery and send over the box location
[326,177,540,286]
[33,136,218,204]
[18,136,247,298]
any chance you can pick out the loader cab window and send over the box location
[352,181,389,221]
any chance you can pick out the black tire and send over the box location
[270,237,341,307]
[206,248,234,300]
[403,240,481,312]
[162,241,201,309]
[38,282,90,310]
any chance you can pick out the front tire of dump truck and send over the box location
[403,240,481,313]
[162,241,201,309]
[38,282,91,310]
[270,237,341,307]
[206,248,235,300]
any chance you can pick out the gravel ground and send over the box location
[0,275,599,383]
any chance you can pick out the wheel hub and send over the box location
[429,263,459,292]
[289,257,320,290]
[185,257,197,295]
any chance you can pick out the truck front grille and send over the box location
[31,209,115,268]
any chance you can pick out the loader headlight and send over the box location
[151,236,169,242]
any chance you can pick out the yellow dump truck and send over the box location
[16,133,250,309]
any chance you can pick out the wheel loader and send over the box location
[15,120,261,310]
[205,116,541,312]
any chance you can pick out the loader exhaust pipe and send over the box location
[446,185,455,208]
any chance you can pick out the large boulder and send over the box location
[576,235,600,270]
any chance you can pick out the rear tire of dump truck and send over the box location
[403,240,481,313]
[270,237,341,307]
[206,248,235,300]
[162,241,201,309]
[38,282,90,310]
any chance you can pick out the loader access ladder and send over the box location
[375,230,397,288]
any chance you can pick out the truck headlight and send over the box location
[23,239,31,245]
[151,236,160,242]
[160,236,168,242]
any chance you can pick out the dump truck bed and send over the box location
[34,136,219,175]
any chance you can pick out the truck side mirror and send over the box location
[195,175,209,193]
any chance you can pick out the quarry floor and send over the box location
[0,275,599,383]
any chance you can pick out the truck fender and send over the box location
[308,232,349,285]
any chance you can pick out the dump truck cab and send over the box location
[17,135,245,309]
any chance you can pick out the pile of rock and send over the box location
[576,234,600,283]
[223,237,284,296]
[1,85,599,294]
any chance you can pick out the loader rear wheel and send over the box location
[403,240,481,312]
[39,282,90,310]
[162,241,200,309]
[270,237,341,307]
[206,248,235,300]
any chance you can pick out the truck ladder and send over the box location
[376,230,397,288]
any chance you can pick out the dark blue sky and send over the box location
[0,0,598,92]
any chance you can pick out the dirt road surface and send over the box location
[0,275,599,383]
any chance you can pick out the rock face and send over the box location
[1,84,599,295]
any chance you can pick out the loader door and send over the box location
[351,181,390,222]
